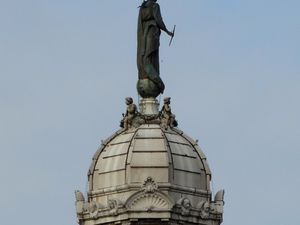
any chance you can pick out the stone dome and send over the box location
[75,99,224,225]
[88,124,211,194]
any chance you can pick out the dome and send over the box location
[75,98,224,225]
[88,124,212,193]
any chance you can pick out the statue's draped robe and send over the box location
[137,1,167,94]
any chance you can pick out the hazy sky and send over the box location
[0,1,299,225]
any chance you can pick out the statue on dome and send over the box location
[137,0,174,98]
[160,97,177,129]
[120,97,137,130]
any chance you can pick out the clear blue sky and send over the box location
[0,1,299,225]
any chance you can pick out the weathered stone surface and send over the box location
[88,124,211,190]
[76,121,223,225]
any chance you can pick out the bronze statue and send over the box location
[137,0,174,98]
[120,97,137,130]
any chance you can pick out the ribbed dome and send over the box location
[75,99,224,225]
[88,124,211,193]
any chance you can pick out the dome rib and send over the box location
[124,128,140,184]
[171,127,212,192]
[160,127,175,184]
[88,129,126,191]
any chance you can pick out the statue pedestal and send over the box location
[139,98,159,115]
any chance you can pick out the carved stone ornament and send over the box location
[213,189,225,214]
[107,198,122,216]
[126,185,173,212]
[75,190,85,202]
[127,193,171,211]
[197,201,211,219]
[214,189,225,203]
[176,197,192,216]
[142,176,158,193]
[88,201,100,218]
[75,190,88,215]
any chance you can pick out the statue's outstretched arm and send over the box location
[153,4,172,36]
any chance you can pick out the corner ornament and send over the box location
[75,190,87,215]
[75,190,103,219]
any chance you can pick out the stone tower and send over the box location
[75,2,224,225]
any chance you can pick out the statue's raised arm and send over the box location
[137,0,174,98]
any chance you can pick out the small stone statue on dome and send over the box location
[120,97,137,130]
[160,97,178,129]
